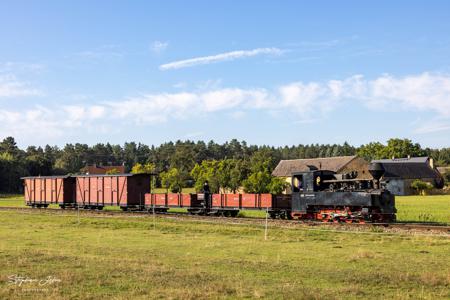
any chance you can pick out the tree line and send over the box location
[1,136,449,193]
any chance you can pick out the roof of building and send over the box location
[372,157,429,164]
[437,166,450,174]
[372,157,441,179]
[272,156,358,177]
[21,175,71,179]
[82,165,126,175]
[75,173,155,178]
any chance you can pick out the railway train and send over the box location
[22,163,396,223]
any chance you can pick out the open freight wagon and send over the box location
[144,193,292,217]
[211,193,292,217]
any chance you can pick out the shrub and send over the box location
[410,180,433,195]
[105,168,120,175]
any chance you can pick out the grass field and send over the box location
[0,210,449,299]
[1,194,449,224]
[395,195,450,224]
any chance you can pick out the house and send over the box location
[437,166,450,176]
[81,164,126,175]
[372,157,444,196]
[272,156,371,193]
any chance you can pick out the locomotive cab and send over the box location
[291,169,336,193]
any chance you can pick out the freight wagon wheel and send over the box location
[230,211,239,218]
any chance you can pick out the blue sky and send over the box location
[1,1,450,148]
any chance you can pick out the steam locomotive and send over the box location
[288,162,396,222]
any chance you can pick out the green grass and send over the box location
[0,210,449,299]
[242,195,450,224]
[1,194,449,224]
[0,194,25,207]
[396,195,450,224]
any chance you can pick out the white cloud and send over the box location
[202,88,270,112]
[173,82,187,89]
[159,47,283,70]
[276,73,450,118]
[230,111,246,119]
[413,118,450,134]
[0,75,43,98]
[107,92,200,123]
[0,107,63,139]
[0,62,46,74]
[151,41,169,54]
[63,105,106,127]
[2,72,450,140]
[365,72,450,115]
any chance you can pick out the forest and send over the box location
[1,136,449,193]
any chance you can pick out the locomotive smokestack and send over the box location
[368,162,385,189]
[368,162,385,181]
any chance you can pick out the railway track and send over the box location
[1,206,449,234]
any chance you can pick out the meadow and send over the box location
[0,209,449,299]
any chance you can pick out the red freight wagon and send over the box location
[212,193,274,210]
[212,194,222,207]
[144,193,202,212]
[241,194,257,208]
[224,194,240,208]
[210,194,240,217]
[241,194,273,209]
[22,176,76,208]
[75,174,151,210]
[167,193,180,206]
[145,193,167,206]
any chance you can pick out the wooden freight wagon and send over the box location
[211,193,292,218]
[75,174,151,210]
[144,193,202,212]
[207,193,271,216]
[22,176,76,208]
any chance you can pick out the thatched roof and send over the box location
[272,156,357,177]
[81,165,126,175]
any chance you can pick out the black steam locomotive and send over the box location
[289,163,396,222]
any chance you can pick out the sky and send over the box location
[1,0,450,149]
